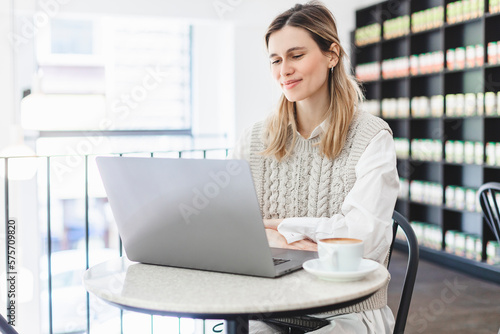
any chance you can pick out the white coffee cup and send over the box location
[317,238,364,272]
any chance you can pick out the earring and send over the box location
[330,66,334,73]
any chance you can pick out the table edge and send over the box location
[84,257,389,317]
[99,292,376,320]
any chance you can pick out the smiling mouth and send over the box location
[282,79,302,89]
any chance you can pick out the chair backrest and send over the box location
[388,211,419,334]
[0,313,18,334]
[477,182,500,243]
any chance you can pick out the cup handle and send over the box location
[323,247,337,269]
[330,248,337,269]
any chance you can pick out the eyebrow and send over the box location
[269,46,308,58]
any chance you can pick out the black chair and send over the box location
[389,210,419,334]
[477,182,500,243]
[263,211,419,334]
[0,313,18,334]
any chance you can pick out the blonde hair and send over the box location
[263,1,364,161]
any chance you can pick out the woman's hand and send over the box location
[263,219,283,230]
[265,229,318,251]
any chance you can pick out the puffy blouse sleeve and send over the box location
[277,130,399,263]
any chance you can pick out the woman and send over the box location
[232,1,399,333]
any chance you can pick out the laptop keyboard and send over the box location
[273,257,291,266]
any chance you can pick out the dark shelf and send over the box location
[409,71,443,79]
[403,65,496,80]
[356,58,499,74]
[444,67,483,75]
[444,16,484,29]
[408,159,442,164]
[385,117,409,121]
[381,76,409,82]
[394,240,500,283]
[359,79,381,84]
[382,35,409,43]
[409,200,442,208]
[442,206,481,215]
[443,161,484,167]
[443,115,483,120]
[484,63,500,70]
[410,116,442,120]
[485,11,500,19]
[354,0,499,284]
[483,164,500,170]
[410,26,443,37]
[354,42,380,49]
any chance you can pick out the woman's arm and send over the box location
[277,130,399,263]
[265,229,317,251]
[263,219,283,230]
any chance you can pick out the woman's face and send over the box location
[268,25,335,103]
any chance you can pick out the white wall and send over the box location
[233,24,281,140]
[0,0,15,151]
[191,23,235,138]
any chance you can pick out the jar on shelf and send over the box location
[486,241,500,265]
[487,42,497,64]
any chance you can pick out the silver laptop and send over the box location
[96,156,317,278]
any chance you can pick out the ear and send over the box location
[329,42,340,68]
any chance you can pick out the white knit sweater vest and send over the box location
[249,110,393,315]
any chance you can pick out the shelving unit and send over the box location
[352,0,500,282]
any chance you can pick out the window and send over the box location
[105,17,192,130]
[25,16,192,132]
[51,19,94,55]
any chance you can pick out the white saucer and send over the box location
[302,259,379,282]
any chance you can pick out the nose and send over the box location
[280,60,294,77]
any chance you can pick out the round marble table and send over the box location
[83,257,389,334]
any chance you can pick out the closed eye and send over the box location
[270,54,303,65]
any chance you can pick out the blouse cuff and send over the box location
[278,217,342,243]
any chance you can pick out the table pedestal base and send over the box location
[226,317,249,334]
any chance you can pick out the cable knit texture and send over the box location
[249,110,393,315]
